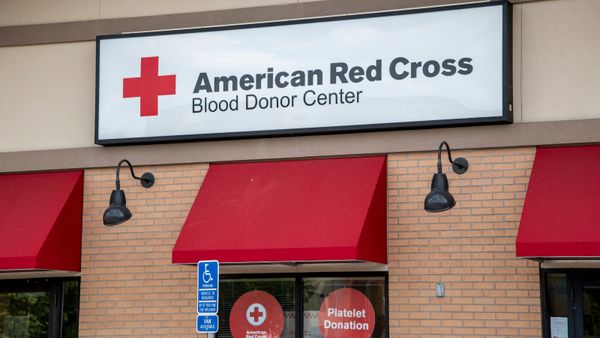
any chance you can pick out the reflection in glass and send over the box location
[583,285,600,338]
[0,291,49,338]
[546,273,568,318]
[546,273,569,317]
[62,280,80,338]
[545,273,569,338]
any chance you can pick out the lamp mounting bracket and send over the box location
[115,159,155,189]
[438,141,469,175]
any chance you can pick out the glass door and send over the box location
[575,274,600,338]
[543,270,600,338]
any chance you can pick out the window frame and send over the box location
[218,271,388,338]
[541,269,572,338]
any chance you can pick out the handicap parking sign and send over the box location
[197,260,219,314]
[197,314,219,333]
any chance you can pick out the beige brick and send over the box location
[80,164,206,337]
[388,147,539,337]
[80,147,539,337]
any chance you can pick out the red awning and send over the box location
[0,171,83,271]
[173,156,387,264]
[516,145,600,258]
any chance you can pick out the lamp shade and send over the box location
[103,189,132,226]
[424,173,456,212]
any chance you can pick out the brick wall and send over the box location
[80,163,208,337]
[388,147,540,337]
[79,147,541,337]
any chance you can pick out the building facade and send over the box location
[1,0,599,337]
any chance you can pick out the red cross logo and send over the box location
[249,306,264,323]
[246,303,267,326]
[123,56,176,117]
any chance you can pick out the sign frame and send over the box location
[197,260,219,314]
[95,1,511,146]
[196,314,219,334]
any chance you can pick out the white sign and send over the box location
[550,317,568,338]
[96,3,509,145]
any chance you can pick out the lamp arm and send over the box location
[115,159,145,190]
[437,141,454,173]
[437,141,468,174]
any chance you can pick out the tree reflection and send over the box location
[0,291,49,338]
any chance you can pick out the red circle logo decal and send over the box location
[229,290,284,338]
[318,288,376,338]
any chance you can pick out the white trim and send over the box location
[219,262,387,274]
[541,260,600,269]
[0,270,80,280]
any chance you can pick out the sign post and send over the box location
[197,260,219,334]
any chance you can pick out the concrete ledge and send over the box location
[0,0,492,47]
[1,118,598,173]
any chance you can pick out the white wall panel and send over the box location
[0,42,96,152]
[521,0,600,122]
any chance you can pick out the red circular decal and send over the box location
[229,290,284,338]
[318,288,376,338]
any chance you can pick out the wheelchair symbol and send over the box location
[202,263,213,284]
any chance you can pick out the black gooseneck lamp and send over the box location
[103,159,155,226]
[424,141,469,213]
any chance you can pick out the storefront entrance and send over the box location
[543,270,600,338]
[218,273,387,338]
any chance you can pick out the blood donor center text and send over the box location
[191,57,473,113]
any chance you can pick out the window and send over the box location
[542,269,600,338]
[0,278,79,338]
[219,278,296,337]
[218,273,387,338]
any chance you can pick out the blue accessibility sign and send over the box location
[196,314,219,333]
[197,260,219,314]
